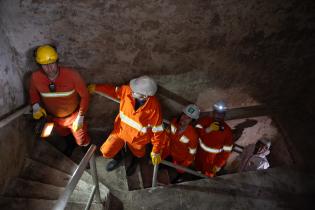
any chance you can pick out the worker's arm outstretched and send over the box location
[88,84,122,100]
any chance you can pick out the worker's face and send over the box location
[132,91,148,101]
[42,63,59,80]
[213,111,225,122]
[179,113,192,128]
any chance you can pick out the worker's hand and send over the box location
[72,115,84,132]
[87,84,96,94]
[150,152,161,165]
[32,103,47,120]
[205,122,220,133]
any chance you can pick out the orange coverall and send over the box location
[96,84,165,158]
[195,116,233,177]
[162,118,198,171]
[29,67,90,146]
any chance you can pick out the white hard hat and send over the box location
[213,100,228,113]
[183,104,200,119]
[130,75,158,96]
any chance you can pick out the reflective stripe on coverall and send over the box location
[96,85,165,158]
[195,116,233,177]
[162,118,198,172]
[29,67,90,145]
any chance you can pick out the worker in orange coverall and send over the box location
[195,100,233,177]
[162,104,200,183]
[29,45,90,156]
[88,76,164,176]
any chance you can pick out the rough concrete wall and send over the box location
[0,116,33,195]
[0,0,314,123]
[0,23,24,117]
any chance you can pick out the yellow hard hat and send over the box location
[35,45,58,64]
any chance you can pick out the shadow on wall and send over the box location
[232,119,258,142]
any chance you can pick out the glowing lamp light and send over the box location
[41,122,54,138]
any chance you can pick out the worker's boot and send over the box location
[64,135,77,157]
[106,152,123,172]
[126,156,140,176]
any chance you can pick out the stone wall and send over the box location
[0,0,314,181]
[1,0,314,128]
[0,23,24,117]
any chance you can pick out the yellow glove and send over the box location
[32,103,47,120]
[150,152,161,165]
[205,122,220,133]
[72,115,84,132]
[87,84,96,94]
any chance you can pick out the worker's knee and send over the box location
[100,145,117,158]
[100,135,124,158]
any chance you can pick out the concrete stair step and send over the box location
[70,178,110,203]
[95,156,129,194]
[0,197,56,210]
[24,141,110,204]
[19,157,107,193]
[20,158,71,187]
[0,197,106,210]
[4,178,64,200]
[4,178,96,202]
[123,167,315,210]
[29,141,77,175]
[28,141,104,187]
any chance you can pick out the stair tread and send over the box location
[4,178,64,200]
[20,158,71,187]
[0,196,105,210]
[0,197,56,210]
[123,167,315,210]
[21,157,110,200]
[4,178,96,201]
[29,141,77,175]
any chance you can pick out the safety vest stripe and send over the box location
[119,112,147,133]
[195,124,203,129]
[40,89,75,98]
[171,124,177,134]
[199,138,222,154]
[179,135,190,144]
[189,147,197,155]
[223,145,233,152]
[152,124,164,133]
